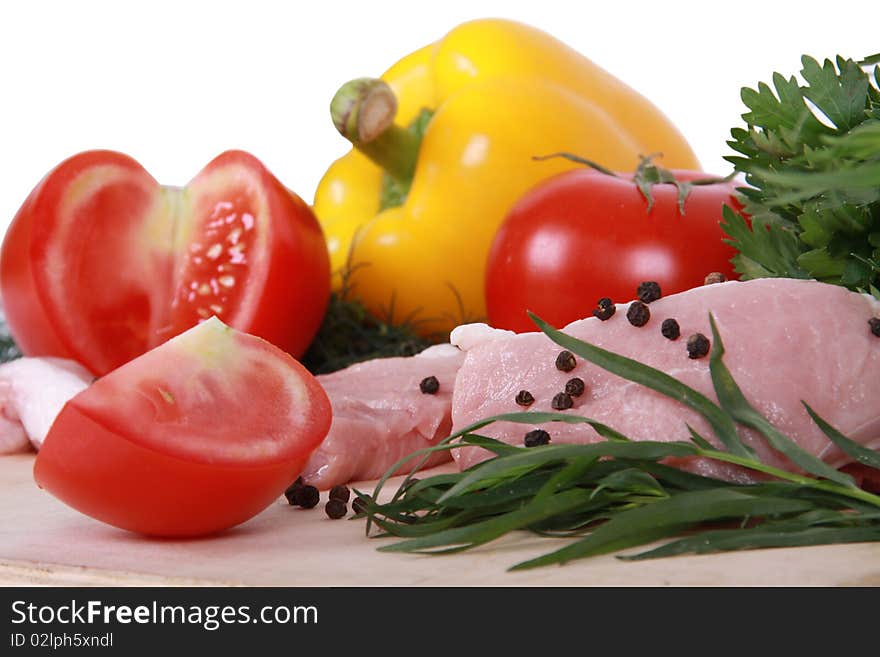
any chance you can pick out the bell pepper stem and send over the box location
[330,78,420,183]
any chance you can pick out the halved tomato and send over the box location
[1,150,330,375]
[34,317,332,537]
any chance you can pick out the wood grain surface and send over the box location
[1,454,878,586]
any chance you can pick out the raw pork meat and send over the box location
[451,279,880,480]
[0,357,93,453]
[302,344,464,489]
[0,346,464,491]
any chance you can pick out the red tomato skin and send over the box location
[1,151,154,363]
[485,169,742,333]
[34,404,308,537]
[0,185,67,358]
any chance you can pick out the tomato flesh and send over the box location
[33,318,332,537]
[486,169,742,332]
[1,150,330,376]
[171,188,258,333]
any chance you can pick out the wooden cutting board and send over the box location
[1,453,878,586]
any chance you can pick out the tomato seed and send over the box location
[704,272,727,285]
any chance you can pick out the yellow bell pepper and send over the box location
[313,18,700,338]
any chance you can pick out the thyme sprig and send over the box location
[359,314,880,570]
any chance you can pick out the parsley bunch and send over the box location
[723,55,880,297]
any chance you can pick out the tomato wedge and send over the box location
[1,150,330,375]
[34,317,332,537]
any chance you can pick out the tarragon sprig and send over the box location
[357,314,880,570]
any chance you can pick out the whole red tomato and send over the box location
[0,150,330,375]
[485,167,742,332]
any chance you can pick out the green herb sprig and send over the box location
[357,314,880,570]
[723,54,880,298]
[300,250,435,374]
[300,288,433,375]
[0,310,21,364]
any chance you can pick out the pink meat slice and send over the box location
[0,357,93,454]
[302,344,464,489]
[450,278,880,480]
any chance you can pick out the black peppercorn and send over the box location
[686,333,711,359]
[637,281,662,303]
[704,272,727,285]
[419,376,440,394]
[869,317,880,337]
[551,392,573,410]
[626,301,651,327]
[593,297,616,321]
[661,318,680,340]
[524,429,551,447]
[293,485,320,509]
[329,485,351,503]
[564,377,586,397]
[352,494,371,515]
[515,390,535,406]
[325,498,347,519]
[555,350,577,372]
[284,477,304,505]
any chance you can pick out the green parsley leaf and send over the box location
[724,55,880,298]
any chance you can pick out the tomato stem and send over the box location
[532,152,619,177]
[330,78,421,183]
[533,151,735,214]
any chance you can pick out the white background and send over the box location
[1,0,877,234]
